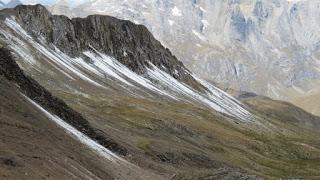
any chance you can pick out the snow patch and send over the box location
[147,64,253,121]
[172,6,182,16]
[168,19,174,26]
[201,20,210,29]
[83,50,176,99]
[199,6,207,13]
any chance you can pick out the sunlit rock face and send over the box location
[50,0,320,115]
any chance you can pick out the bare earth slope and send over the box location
[0,76,113,180]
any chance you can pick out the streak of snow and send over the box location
[0,28,36,65]
[81,51,133,86]
[83,51,176,99]
[192,30,206,41]
[147,64,253,121]
[147,65,227,114]
[5,17,33,39]
[192,75,253,121]
[25,96,126,164]
[3,18,105,87]
[199,6,207,13]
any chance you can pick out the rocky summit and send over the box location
[0,4,320,179]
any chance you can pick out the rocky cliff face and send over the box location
[58,0,320,115]
[6,4,197,89]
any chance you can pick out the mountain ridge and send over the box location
[7,4,202,91]
[56,0,320,116]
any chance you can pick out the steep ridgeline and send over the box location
[0,4,253,121]
[5,4,193,86]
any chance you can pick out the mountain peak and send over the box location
[8,4,197,88]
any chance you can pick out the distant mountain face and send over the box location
[0,1,5,7]
[51,0,320,115]
[0,0,22,9]
[50,0,72,17]
[5,0,22,8]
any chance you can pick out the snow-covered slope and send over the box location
[55,0,320,115]
[0,15,253,122]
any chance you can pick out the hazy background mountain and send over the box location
[0,1,5,8]
[5,0,22,8]
[48,0,320,116]
[0,0,22,9]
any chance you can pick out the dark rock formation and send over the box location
[0,47,128,156]
[0,4,201,89]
